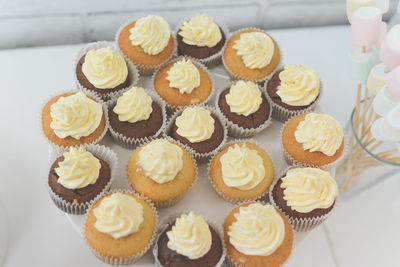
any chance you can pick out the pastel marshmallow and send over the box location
[367,63,387,94]
[376,22,387,48]
[379,24,400,69]
[351,7,382,47]
[371,103,400,141]
[346,0,376,23]
[350,47,380,84]
[386,66,400,100]
[373,86,399,116]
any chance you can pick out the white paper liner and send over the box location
[47,144,118,214]
[74,41,140,106]
[174,16,230,68]
[108,90,167,149]
[152,211,226,267]
[269,166,337,232]
[164,104,228,164]
[126,136,199,208]
[207,139,274,204]
[265,78,323,122]
[40,90,109,149]
[215,82,273,138]
[83,188,158,265]
[115,19,177,76]
[151,56,216,114]
[221,27,283,83]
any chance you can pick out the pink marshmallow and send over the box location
[351,7,382,47]
[376,22,387,48]
[386,66,400,100]
[380,24,400,69]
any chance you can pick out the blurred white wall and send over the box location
[0,0,398,49]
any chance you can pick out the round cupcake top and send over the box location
[166,211,212,259]
[136,139,183,184]
[228,203,285,256]
[82,47,128,89]
[232,31,274,69]
[295,113,344,156]
[277,64,320,106]
[93,192,144,239]
[129,15,171,55]
[50,92,103,140]
[280,167,338,213]
[176,106,215,143]
[225,80,262,116]
[178,14,222,47]
[166,58,200,94]
[55,147,100,189]
[113,87,153,123]
[220,143,265,190]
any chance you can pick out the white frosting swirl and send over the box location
[220,144,265,190]
[136,139,183,184]
[166,59,200,94]
[178,14,222,47]
[93,192,144,239]
[129,15,171,55]
[113,87,153,123]
[225,81,262,116]
[228,203,285,256]
[175,107,215,143]
[167,212,212,259]
[50,92,102,140]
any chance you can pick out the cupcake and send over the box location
[48,145,116,214]
[41,91,108,148]
[281,113,345,169]
[153,57,213,110]
[223,28,281,82]
[270,167,338,231]
[167,105,226,160]
[154,212,225,267]
[224,202,293,267]
[217,80,272,137]
[108,87,166,148]
[176,14,227,66]
[117,15,176,75]
[84,190,157,265]
[126,138,197,207]
[75,42,139,103]
[208,141,274,203]
[266,64,321,122]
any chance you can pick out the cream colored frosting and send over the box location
[277,64,320,106]
[50,92,102,140]
[93,192,144,239]
[166,59,200,94]
[175,107,215,143]
[55,147,101,189]
[178,14,222,47]
[82,47,128,89]
[129,15,171,55]
[113,87,153,123]
[220,144,265,190]
[280,168,338,213]
[228,203,285,256]
[225,81,262,116]
[233,31,274,69]
[295,113,344,156]
[167,212,212,259]
[136,139,183,184]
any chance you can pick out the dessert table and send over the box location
[1,25,400,267]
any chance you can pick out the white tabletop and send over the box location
[0,25,399,267]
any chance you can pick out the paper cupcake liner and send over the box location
[174,16,230,68]
[269,166,337,231]
[74,41,140,106]
[40,89,109,149]
[151,56,216,114]
[115,19,177,76]
[215,82,273,138]
[152,211,226,267]
[164,104,228,164]
[207,139,273,204]
[265,80,323,123]
[221,27,283,83]
[47,144,118,214]
[83,188,158,265]
[108,90,167,149]
[125,136,199,208]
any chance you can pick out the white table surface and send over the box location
[0,25,399,267]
